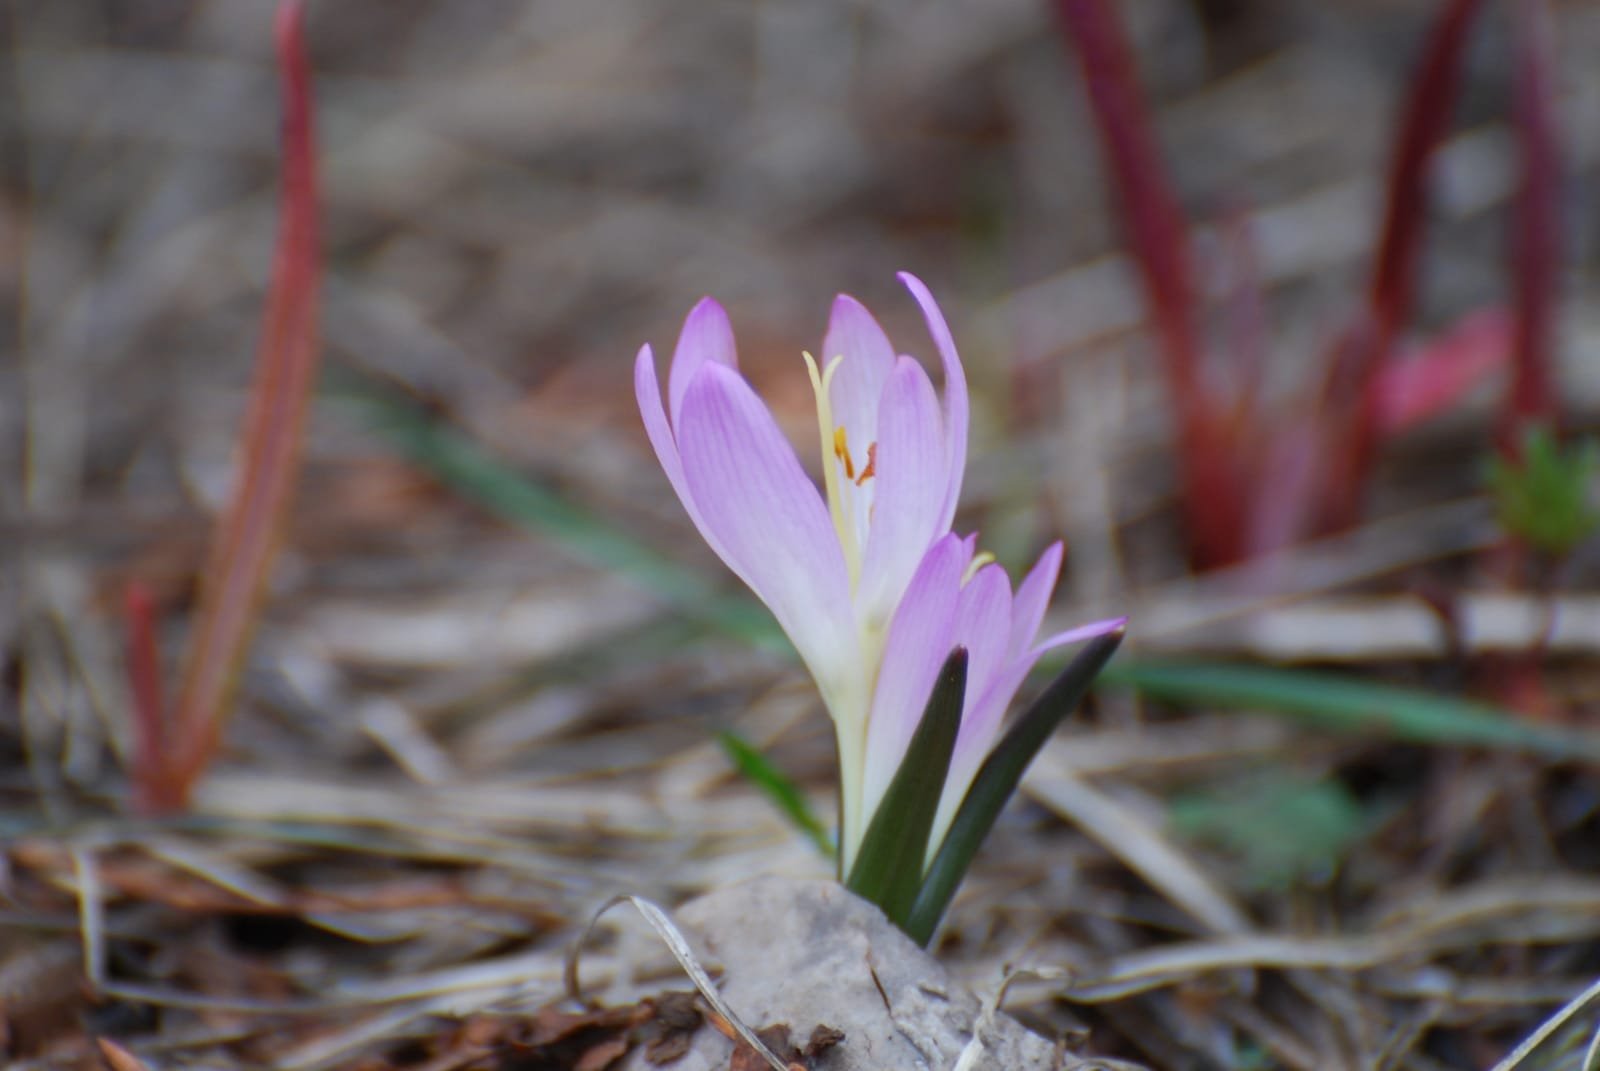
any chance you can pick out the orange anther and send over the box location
[855,442,877,486]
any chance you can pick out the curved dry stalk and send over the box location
[566,893,794,1071]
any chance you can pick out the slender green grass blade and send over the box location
[907,629,1124,945]
[337,381,784,651]
[1099,661,1600,761]
[717,730,835,860]
[847,648,967,933]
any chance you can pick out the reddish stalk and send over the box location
[1500,0,1560,452]
[1362,0,1488,366]
[1319,0,1488,527]
[123,583,170,813]
[160,1,322,807]
[1052,0,1247,568]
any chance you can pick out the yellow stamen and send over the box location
[963,550,996,584]
[804,352,860,578]
[833,426,856,480]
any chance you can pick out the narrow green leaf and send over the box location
[1099,660,1600,761]
[907,629,1124,945]
[847,648,968,932]
[717,730,835,860]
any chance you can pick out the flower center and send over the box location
[833,428,877,487]
[803,352,879,587]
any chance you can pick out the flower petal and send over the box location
[1033,615,1129,656]
[676,363,857,693]
[668,297,738,428]
[898,272,969,530]
[861,533,966,821]
[858,356,948,629]
[943,613,1129,833]
[953,563,1013,710]
[934,653,1035,847]
[1010,542,1064,657]
[822,294,897,454]
[636,343,725,557]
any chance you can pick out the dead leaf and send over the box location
[95,1038,153,1071]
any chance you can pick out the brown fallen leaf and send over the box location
[801,1025,844,1061]
[574,1036,630,1071]
[727,1023,799,1071]
[95,1038,153,1071]
[643,991,702,1064]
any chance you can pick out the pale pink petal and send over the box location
[953,613,1128,795]
[857,356,948,629]
[822,294,897,453]
[898,272,968,530]
[636,343,729,561]
[860,533,966,818]
[953,563,1013,712]
[1010,542,1064,657]
[1033,615,1128,656]
[953,661,1032,778]
[936,654,1035,845]
[676,363,856,684]
[668,298,738,428]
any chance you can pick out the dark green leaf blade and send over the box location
[847,648,968,933]
[717,730,835,860]
[907,628,1125,945]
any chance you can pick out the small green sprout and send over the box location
[1487,426,1600,556]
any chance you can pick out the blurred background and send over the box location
[6,1,1600,1068]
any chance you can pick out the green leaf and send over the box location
[1487,425,1600,556]
[1099,661,1600,761]
[1168,772,1371,892]
[906,628,1125,945]
[717,730,835,860]
[333,378,785,650]
[847,648,968,933]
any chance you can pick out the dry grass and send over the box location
[5,1,1600,1068]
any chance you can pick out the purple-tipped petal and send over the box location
[636,344,721,552]
[1034,614,1129,656]
[898,272,969,531]
[858,356,948,628]
[949,614,1128,808]
[1011,542,1065,657]
[937,652,1036,845]
[953,563,1013,709]
[861,533,967,817]
[954,659,1032,771]
[676,363,856,686]
[668,298,738,428]
[822,294,897,454]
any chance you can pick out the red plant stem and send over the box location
[166,1,322,805]
[123,582,172,813]
[1052,0,1246,567]
[1052,0,1202,399]
[1364,0,1487,360]
[1218,205,1268,423]
[1501,0,1560,452]
[1319,0,1487,529]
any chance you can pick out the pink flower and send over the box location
[637,273,1121,867]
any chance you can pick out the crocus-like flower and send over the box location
[636,272,1122,867]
